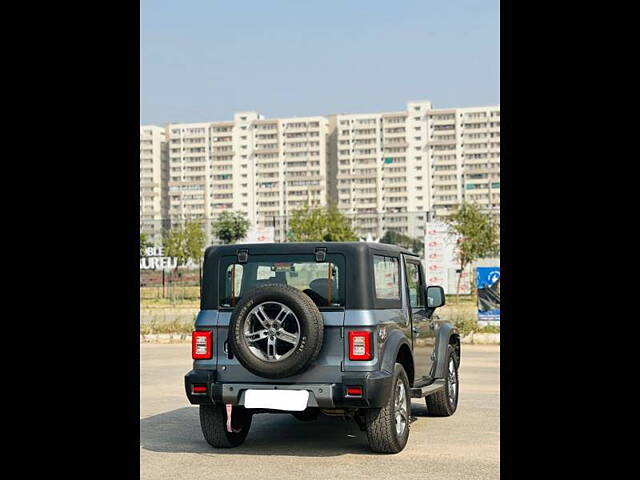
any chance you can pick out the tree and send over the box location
[380,230,424,255]
[184,220,206,265]
[289,204,358,242]
[212,211,250,244]
[163,220,206,269]
[444,203,499,300]
[140,231,152,256]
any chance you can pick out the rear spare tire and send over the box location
[228,284,324,379]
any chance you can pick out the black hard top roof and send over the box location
[204,241,419,258]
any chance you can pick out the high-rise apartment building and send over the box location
[329,100,433,239]
[428,106,501,221]
[164,113,328,243]
[140,100,499,244]
[329,101,500,238]
[140,125,168,245]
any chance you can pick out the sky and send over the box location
[140,0,499,125]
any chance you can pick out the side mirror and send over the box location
[425,285,445,308]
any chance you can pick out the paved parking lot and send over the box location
[141,343,499,479]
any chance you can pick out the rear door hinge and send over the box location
[237,248,249,263]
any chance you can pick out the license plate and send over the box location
[244,389,309,411]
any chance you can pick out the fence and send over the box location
[140,268,200,300]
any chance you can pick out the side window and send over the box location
[373,255,400,300]
[405,261,424,308]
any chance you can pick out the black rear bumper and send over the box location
[185,369,393,409]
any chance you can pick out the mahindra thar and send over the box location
[185,242,459,453]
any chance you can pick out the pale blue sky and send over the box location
[140,0,499,125]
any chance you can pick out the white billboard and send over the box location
[239,227,275,244]
[424,221,470,294]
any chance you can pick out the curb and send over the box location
[461,333,500,345]
[140,333,191,344]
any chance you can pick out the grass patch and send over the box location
[140,314,196,335]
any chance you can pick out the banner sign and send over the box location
[424,221,469,294]
[139,246,197,271]
[238,227,275,244]
[477,267,500,323]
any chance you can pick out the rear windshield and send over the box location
[219,254,345,308]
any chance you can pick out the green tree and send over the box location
[140,231,152,256]
[184,221,206,265]
[289,204,358,242]
[444,203,499,300]
[163,220,206,269]
[212,211,250,244]
[380,230,424,255]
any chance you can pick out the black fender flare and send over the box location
[433,323,460,379]
[379,328,413,376]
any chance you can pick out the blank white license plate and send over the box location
[244,389,309,411]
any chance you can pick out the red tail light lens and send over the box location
[348,331,372,360]
[192,384,207,394]
[346,386,363,396]
[192,331,212,359]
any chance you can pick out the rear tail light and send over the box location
[192,331,213,359]
[348,331,372,360]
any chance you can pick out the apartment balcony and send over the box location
[286,185,323,194]
[382,170,407,178]
[352,133,377,140]
[283,143,314,152]
[168,180,205,187]
[211,180,234,188]
[256,162,280,172]
[256,185,280,192]
[429,138,457,146]
[464,166,500,175]
[429,120,456,129]
[254,146,279,154]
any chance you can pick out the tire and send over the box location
[291,408,321,422]
[229,284,324,379]
[199,404,252,448]
[426,345,459,416]
[365,363,411,453]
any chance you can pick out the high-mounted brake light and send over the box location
[348,331,372,361]
[192,331,213,359]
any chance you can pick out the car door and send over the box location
[404,257,437,383]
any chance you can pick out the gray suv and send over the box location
[185,242,459,453]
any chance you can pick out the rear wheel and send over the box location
[365,363,411,453]
[426,345,459,416]
[199,404,252,448]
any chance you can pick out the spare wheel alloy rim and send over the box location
[243,301,301,362]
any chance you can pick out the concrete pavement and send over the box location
[141,343,499,479]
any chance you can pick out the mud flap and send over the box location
[226,404,233,433]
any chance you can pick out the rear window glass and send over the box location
[373,255,400,300]
[220,254,345,308]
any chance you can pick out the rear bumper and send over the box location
[185,369,393,409]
